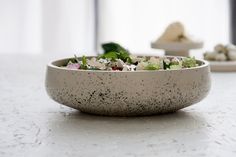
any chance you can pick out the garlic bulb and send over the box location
[215,53,227,61]
[156,22,192,43]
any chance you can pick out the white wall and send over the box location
[0,0,41,54]
[0,0,95,54]
[42,0,95,54]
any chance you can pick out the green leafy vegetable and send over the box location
[101,42,132,63]
[102,42,128,54]
[118,51,132,63]
[182,57,197,68]
[80,55,87,69]
[82,55,86,65]
[99,51,118,61]
[144,63,160,70]
[169,64,182,70]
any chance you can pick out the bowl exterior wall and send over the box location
[45,66,211,116]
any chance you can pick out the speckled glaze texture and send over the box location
[45,57,211,116]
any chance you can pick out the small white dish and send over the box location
[209,61,236,72]
[151,41,203,56]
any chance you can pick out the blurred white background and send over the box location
[0,0,230,56]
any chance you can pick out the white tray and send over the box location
[151,41,203,51]
[210,61,236,72]
[151,41,203,56]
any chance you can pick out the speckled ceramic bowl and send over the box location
[45,56,211,116]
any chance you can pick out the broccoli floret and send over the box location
[182,57,197,68]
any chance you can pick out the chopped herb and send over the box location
[182,57,197,68]
[80,55,87,69]
[144,63,160,70]
[102,42,128,54]
[101,42,132,63]
[169,64,182,70]
[99,51,118,61]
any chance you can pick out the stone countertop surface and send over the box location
[0,54,236,157]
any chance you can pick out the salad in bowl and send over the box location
[63,42,199,71]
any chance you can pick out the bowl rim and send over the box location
[47,56,209,73]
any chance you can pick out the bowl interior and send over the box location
[50,56,206,69]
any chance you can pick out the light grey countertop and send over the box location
[0,54,236,157]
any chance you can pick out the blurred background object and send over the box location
[0,0,231,56]
[231,0,236,44]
